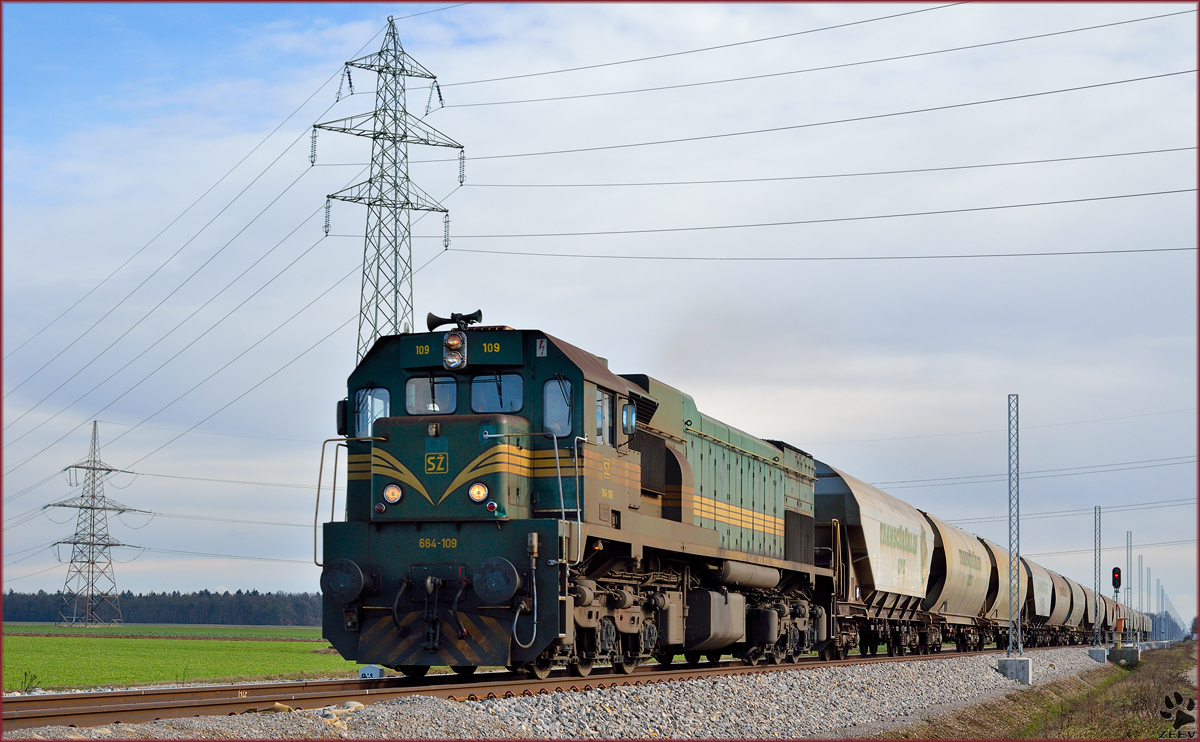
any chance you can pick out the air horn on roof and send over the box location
[427,310,483,332]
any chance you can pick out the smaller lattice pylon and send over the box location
[49,422,138,626]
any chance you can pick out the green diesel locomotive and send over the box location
[318,312,833,678]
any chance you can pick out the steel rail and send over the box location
[2,645,1068,731]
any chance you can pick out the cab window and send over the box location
[354,387,390,437]
[471,374,523,413]
[543,378,572,437]
[406,376,457,415]
[595,389,614,446]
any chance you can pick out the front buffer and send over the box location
[322,518,563,671]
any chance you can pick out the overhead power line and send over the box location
[810,407,1197,445]
[881,457,1197,490]
[447,9,1197,108]
[97,421,319,444]
[420,189,1195,242]
[119,510,310,529]
[3,66,354,368]
[4,564,67,584]
[3,165,370,469]
[456,146,1196,188]
[3,159,315,405]
[122,470,343,493]
[949,497,1196,526]
[110,187,460,468]
[113,546,310,565]
[442,3,967,87]
[0,19,401,393]
[417,70,1196,164]
[395,2,474,21]
[445,247,1194,262]
[1024,539,1195,558]
[3,187,458,478]
[875,455,1196,486]
[4,197,338,450]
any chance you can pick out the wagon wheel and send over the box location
[683,651,703,666]
[705,652,723,665]
[654,651,675,668]
[741,652,760,667]
[612,654,639,674]
[837,645,849,660]
[568,658,594,677]
[397,665,429,678]
[524,656,553,680]
[451,666,477,676]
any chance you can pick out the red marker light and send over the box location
[486,501,498,512]
[374,503,386,514]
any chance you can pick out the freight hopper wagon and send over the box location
[318,318,840,679]
[814,467,1103,654]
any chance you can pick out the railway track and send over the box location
[2,646,1053,731]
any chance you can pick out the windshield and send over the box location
[471,374,523,413]
[354,387,390,436]
[405,376,457,415]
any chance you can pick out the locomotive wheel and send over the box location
[837,645,849,661]
[524,657,553,680]
[568,658,594,677]
[742,653,760,667]
[683,651,703,666]
[705,652,722,665]
[613,655,639,674]
[451,666,477,676]
[397,665,429,678]
[765,651,781,665]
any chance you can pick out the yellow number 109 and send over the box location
[482,342,500,353]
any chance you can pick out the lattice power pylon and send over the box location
[315,16,464,362]
[52,422,130,626]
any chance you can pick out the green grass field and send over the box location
[3,622,322,640]
[2,626,358,691]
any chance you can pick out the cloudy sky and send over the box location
[4,3,1196,624]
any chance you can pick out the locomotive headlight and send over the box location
[383,484,403,503]
[468,482,489,502]
[444,350,465,369]
[444,331,465,351]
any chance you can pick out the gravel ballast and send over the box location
[3,647,1101,739]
